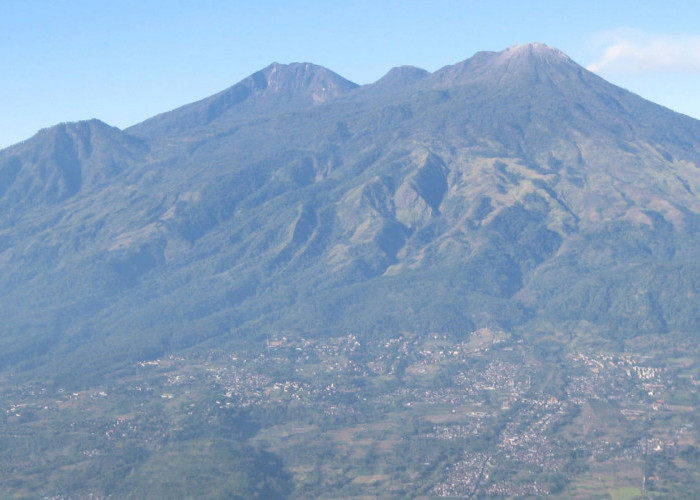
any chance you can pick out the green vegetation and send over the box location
[609,487,645,500]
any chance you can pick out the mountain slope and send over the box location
[2,44,700,384]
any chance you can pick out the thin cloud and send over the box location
[588,31,700,75]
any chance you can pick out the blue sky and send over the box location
[2,0,700,149]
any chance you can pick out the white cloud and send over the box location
[587,30,700,75]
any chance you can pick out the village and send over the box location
[1,328,699,498]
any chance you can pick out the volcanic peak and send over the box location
[258,61,359,103]
[500,42,570,60]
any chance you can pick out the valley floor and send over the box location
[1,328,699,498]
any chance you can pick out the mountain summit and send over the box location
[1,44,700,383]
[128,62,358,139]
[430,42,574,86]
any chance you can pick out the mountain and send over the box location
[1,43,700,384]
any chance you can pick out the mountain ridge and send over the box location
[0,119,147,223]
